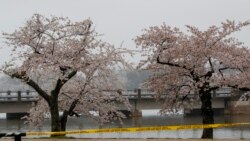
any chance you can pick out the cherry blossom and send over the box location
[135,20,250,138]
[2,14,132,133]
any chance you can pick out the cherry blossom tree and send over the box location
[2,14,132,133]
[135,20,250,138]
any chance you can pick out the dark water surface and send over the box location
[0,111,250,139]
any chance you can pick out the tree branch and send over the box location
[10,72,50,102]
[219,67,245,78]
[67,99,80,116]
[218,67,228,78]
[227,84,250,91]
[208,57,215,72]
[208,86,220,92]
[26,79,50,102]
[156,56,191,71]
[200,71,213,79]
[53,70,77,96]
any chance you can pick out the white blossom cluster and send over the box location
[2,14,132,130]
[135,20,250,113]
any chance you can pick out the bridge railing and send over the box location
[123,88,231,99]
[214,87,232,97]
[0,91,38,102]
[122,89,156,99]
[0,87,232,102]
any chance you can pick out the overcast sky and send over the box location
[0,0,250,65]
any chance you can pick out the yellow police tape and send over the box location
[26,122,250,136]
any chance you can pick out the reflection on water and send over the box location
[0,111,250,139]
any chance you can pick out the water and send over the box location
[0,110,250,139]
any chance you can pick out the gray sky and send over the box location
[0,0,250,65]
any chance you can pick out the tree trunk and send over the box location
[60,99,79,134]
[49,94,62,136]
[50,103,61,132]
[48,93,70,137]
[200,92,214,139]
[61,111,69,132]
